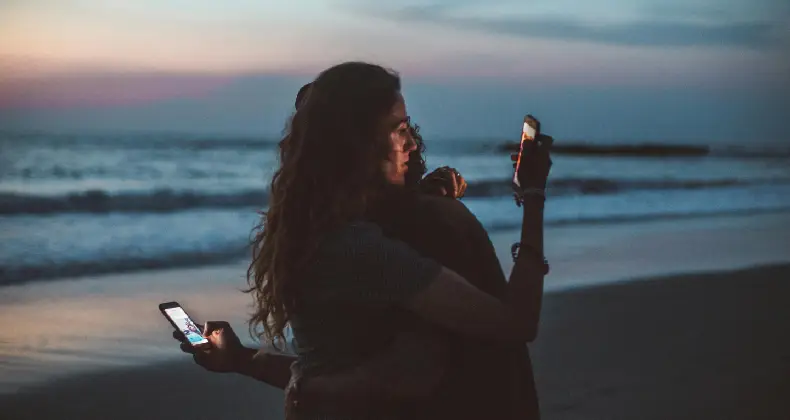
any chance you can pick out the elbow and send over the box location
[524,326,539,343]
[519,330,537,344]
[253,351,295,389]
[511,324,538,343]
[505,309,541,342]
[397,363,446,399]
[524,314,542,342]
[522,320,540,342]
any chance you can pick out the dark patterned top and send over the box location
[290,193,539,419]
[395,196,540,420]
[289,221,442,378]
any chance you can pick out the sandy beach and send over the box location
[2,263,789,419]
[1,212,789,419]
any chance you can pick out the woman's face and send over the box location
[381,93,417,185]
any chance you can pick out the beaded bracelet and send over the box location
[513,188,546,207]
[511,242,550,275]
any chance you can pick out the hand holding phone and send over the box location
[162,303,250,373]
[159,301,209,347]
[511,114,552,204]
[513,114,540,188]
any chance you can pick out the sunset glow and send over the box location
[1,0,788,139]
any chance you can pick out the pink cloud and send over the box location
[0,72,235,109]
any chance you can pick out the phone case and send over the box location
[513,114,540,189]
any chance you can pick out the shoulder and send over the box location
[316,221,384,255]
[305,220,442,303]
[316,220,437,267]
[333,220,383,237]
[416,195,486,233]
[408,196,491,265]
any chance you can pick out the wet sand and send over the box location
[3,263,788,420]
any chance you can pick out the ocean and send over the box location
[2,130,790,286]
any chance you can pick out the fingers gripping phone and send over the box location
[512,114,541,190]
[159,301,209,347]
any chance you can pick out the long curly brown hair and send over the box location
[246,62,402,343]
[404,123,427,188]
[297,81,426,189]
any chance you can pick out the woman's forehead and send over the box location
[391,92,407,117]
[383,93,409,129]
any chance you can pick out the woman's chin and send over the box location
[386,176,406,186]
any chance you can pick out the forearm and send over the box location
[298,368,390,415]
[297,331,447,414]
[298,365,432,415]
[235,347,295,389]
[506,195,546,341]
[337,337,444,399]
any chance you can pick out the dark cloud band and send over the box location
[376,5,786,48]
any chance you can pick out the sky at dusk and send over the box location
[1,0,789,143]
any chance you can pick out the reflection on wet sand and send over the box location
[0,263,252,393]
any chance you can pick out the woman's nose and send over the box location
[404,135,418,152]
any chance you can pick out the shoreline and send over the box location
[1,210,790,396]
[2,209,788,292]
[4,208,790,289]
[2,263,789,419]
[494,210,790,292]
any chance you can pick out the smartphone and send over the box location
[512,114,541,189]
[159,301,209,347]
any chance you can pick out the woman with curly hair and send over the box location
[264,61,549,415]
[176,61,551,418]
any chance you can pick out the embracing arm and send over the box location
[407,197,545,342]
[404,140,550,341]
[322,198,546,343]
[234,346,295,389]
[234,330,446,408]
[462,196,545,342]
[293,326,448,414]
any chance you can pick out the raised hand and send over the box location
[511,134,554,191]
[172,320,247,373]
[419,166,468,199]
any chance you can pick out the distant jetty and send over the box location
[499,142,711,157]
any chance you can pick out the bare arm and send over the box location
[234,328,446,405]
[406,141,549,342]
[290,199,545,410]
[234,346,295,389]
[507,194,546,341]
[461,195,545,342]
[293,327,448,415]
